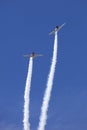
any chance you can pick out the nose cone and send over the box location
[32,52,35,54]
[32,52,35,56]
[56,26,59,29]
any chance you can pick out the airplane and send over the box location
[49,23,66,35]
[23,52,43,58]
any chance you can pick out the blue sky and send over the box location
[0,0,87,130]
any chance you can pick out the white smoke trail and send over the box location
[38,32,58,130]
[23,57,33,130]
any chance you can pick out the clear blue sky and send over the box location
[0,0,87,130]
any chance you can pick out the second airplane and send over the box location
[23,52,43,58]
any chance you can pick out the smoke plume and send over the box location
[38,32,58,130]
[23,57,33,130]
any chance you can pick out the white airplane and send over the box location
[49,23,66,35]
[23,52,43,58]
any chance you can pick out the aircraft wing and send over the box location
[59,23,66,30]
[35,54,43,57]
[23,54,31,58]
[38,54,43,56]
[49,30,55,35]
